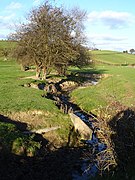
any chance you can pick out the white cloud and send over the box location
[33,0,41,6]
[6,2,22,10]
[0,13,16,32]
[87,33,129,51]
[88,10,134,29]
[0,33,7,39]
[0,13,15,21]
[87,34,127,42]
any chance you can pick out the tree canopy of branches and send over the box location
[10,2,91,79]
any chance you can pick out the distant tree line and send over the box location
[123,50,128,53]
[123,49,135,54]
[9,2,92,79]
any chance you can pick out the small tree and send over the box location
[129,48,135,54]
[10,2,91,79]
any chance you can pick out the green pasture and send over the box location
[92,50,135,65]
[0,57,71,142]
[71,64,135,114]
[0,40,15,48]
[0,56,60,114]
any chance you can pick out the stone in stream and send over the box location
[60,81,78,91]
[45,83,58,94]
[69,113,93,140]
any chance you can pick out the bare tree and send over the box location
[10,2,91,79]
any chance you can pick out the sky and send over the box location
[0,0,135,51]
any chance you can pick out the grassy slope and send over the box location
[0,40,16,48]
[71,51,135,114]
[0,58,50,112]
[92,50,135,65]
[0,57,71,144]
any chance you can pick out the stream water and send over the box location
[44,79,107,179]
[72,111,107,179]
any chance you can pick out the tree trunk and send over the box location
[36,66,41,79]
[42,66,47,80]
[21,64,26,71]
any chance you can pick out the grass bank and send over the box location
[70,52,135,178]
[71,64,135,114]
[0,58,71,146]
[92,50,135,65]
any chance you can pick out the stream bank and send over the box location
[22,73,117,179]
[39,75,110,179]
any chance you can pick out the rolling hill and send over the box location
[91,50,135,65]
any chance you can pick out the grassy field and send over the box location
[70,50,135,178]
[92,50,135,65]
[71,51,135,114]
[1,41,135,179]
[0,40,16,49]
[1,44,135,131]
[0,57,71,145]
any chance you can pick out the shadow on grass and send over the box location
[46,68,106,87]
[69,67,107,75]
[0,114,84,180]
[0,114,27,131]
[65,68,107,85]
[100,108,135,180]
[93,52,121,56]
[109,109,135,179]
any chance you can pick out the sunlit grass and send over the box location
[71,65,135,114]
[0,57,71,143]
[92,50,135,65]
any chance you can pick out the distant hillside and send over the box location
[0,40,16,49]
[91,50,135,65]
